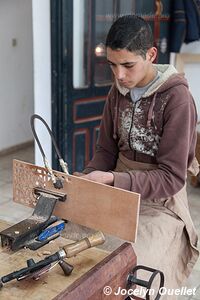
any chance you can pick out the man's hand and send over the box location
[79,171,114,185]
[73,172,84,177]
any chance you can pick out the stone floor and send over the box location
[0,145,200,299]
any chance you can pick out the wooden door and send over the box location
[136,0,171,63]
[51,0,136,172]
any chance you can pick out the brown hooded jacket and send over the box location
[84,64,198,200]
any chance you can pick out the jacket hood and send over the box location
[116,64,189,97]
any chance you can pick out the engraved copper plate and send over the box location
[13,159,65,207]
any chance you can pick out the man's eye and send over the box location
[125,65,134,69]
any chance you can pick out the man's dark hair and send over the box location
[105,15,153,59]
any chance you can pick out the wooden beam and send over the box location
[54,243,136,300]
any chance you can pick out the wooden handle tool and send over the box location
[63,231,105,258]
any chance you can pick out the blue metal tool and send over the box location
[37,220,65,242]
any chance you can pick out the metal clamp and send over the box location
[127,265,164,300]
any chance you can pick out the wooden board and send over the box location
[0,221,137,300]
[13,160,140,241]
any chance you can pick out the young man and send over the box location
[79,15,199,294]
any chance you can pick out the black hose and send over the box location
[30,114,67,189]
[30,114,62,161]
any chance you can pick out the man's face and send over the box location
[106,47,154,89]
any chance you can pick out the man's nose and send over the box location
[114,66,126,80]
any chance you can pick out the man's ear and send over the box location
[146,47,157,62]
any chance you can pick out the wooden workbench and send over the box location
[0,221,136,300]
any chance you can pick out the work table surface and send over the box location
[0,221,109,300]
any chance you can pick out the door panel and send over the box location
[72,95,107,171]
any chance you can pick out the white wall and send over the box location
[180,42,200,121]
[171,41,200,121]
[180,41,200,54]
[32,0,52,167]
[0,0,34,151]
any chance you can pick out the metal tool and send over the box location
[25,219,66,251]
[0,114,70,251]
[127,265,164,300]
[30,114,69,189]
[0,231,105,288]
[0,188,66,251]
[37,220,65,242]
